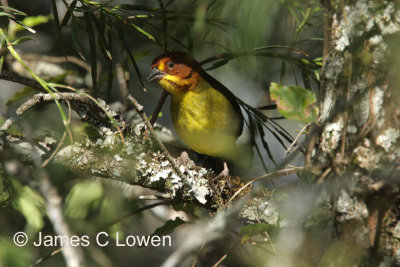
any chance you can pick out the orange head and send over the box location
[147,51,203,94]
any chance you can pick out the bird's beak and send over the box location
[146,68,166,82]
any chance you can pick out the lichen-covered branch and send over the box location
[53,132,214,206]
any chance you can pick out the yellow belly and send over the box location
[170,81,241,160]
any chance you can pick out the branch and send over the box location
[127,94,186,181]
[0,70,46,93]
[0,92,125,135]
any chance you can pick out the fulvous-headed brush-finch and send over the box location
[147,51,247,177]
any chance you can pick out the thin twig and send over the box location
[115,59,129,106]
[33,248,63,266]
[191,241,206,267]
[211,239,241,267]
[150,0,169,126]
[341,0,348,25]
[222,166,302,209]
[1,93,91,132]
[340,55,352,157]
[212,254,227,267]
[199,46,309,66]
[104,199,177,229]
[317,167,332,185]
[127,94,186,179]
[42,100,72,167]
[284,123,310,158]
[150,90,169,126]
[139,194,172,200]
[52,85,126,144]
[256,218,277,254]
[304,128,317,167]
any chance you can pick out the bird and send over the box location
[147,51,246,178]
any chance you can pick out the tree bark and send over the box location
[306,0,400,263]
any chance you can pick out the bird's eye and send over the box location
[167,61,175,69]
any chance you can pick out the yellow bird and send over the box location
[147,51,245,177]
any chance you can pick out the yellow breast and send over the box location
[170,80,241,160]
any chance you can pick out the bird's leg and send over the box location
[179,151,193,169]
[214,161,230,180]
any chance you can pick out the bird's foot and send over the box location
[178,151,193,169]
[213,161,230,181]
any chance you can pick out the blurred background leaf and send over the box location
[270,82,318,123]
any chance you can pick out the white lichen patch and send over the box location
[142,152,211,204]
[369,35,383,46]
[350,77,368,98]
[321,117,344,152]
[376,3,400,35]
[333,1,400,53]
[319,86,336,123]
[186,168,211,204]
[371,87,385,128]
[333,2,371,52]
[336,190,368,221]
[113,154,123,162]
[347,124,358,134]
[324,56,344,81]
[332,13,349,52]
[113,168,122,177]
[354,144,377,170]
[239,197,281,226]
[375,128,400,152]
[56,145,91,163]
[125,142,135,155]
[151,169,172,182]
[371,87,384,114]
[54,125,214,205]
[354,90,370,127]
[392,221,400,239]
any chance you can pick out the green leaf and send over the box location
[10,36,35,45]
[0,11,15,18]
[270,82,318,123]
[0,5,27,16]
[64,180,103,219]
[118,4,159,12]
[239,222,279,243]
[51,0,67,56]
[9,17,36,33]
[71,15,86,60]
[3,33,72,139]
[60,0,77,28]
[0,55,4,73]
[153,218,186,236]
[12,180,46,232]
[129,22,159,44]
[84,12,98,96]
[0,167,10,207]
[106,27,113,101]
[20,15,51,28]
[117,27,145,89]
[90,11,112,61]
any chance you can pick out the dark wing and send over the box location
[200,70,244,137]
[200,69,295,170]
